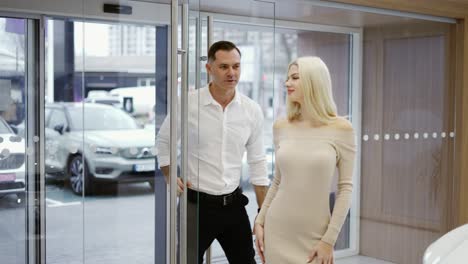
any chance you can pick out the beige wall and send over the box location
[360,21,453,263]
[333,0,468,228]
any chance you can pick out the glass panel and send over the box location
[44,16,85,264]
[81,18,157,264]
[209,21,276,262]
[46,1,170,263]
[196,1,275,263]
[210,4,354,261]
[185,0,202,264]
[178,1,201,263]
[278,29,353,250]
[0,16,28,264]
[0,2,455,264]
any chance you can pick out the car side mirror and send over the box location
[123,97,134,113]
[53,124,66,134]
[10,125,18,134]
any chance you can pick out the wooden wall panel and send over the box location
[335,0,468,228]
[361,219,441,264]
[381,36,446,226]
[296,31,352,250]
[297,31,351,116]
[360,22,453,264]
[454,17,468,227]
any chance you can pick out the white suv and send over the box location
[0,117,26,202]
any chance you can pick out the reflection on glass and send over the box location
[0,17,27,264]
[45,103,155,195]
[67,106,139,130]
[209,21,353,260]
[44,17,85,264]
[44,16,159,263]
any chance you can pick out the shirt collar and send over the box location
[201,83,242,106]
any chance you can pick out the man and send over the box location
[156,40,269,263]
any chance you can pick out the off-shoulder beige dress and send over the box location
[255,123,356,264]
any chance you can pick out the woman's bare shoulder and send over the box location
[330,117,354,131]
[273,118,289,129]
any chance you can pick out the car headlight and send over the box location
[121,147,156,159]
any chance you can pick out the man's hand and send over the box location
[176,178,192,195]
[161,166,192,194]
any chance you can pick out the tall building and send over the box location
[108,24,156,56]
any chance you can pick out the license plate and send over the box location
[0,173,16,182]
[134,163,155,172]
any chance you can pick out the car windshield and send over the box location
[0,119,11,134]
[68,106,139,131]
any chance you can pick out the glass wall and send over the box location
[43,1,170,263]
[209,22,355,260]
[0,16,28,264]
[0,1,459,264]
[203,3,455,263]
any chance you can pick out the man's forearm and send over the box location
[253,185,269,208]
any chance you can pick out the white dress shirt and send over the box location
[156,85,269,195]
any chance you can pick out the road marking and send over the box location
[46,198,82,208]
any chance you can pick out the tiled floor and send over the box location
[337,255,396,264]
[211,255,396,264]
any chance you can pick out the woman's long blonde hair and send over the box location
[287,56,338,124]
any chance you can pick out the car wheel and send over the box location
[148,181,155,191]
[68,154,95,195]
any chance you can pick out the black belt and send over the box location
[187,187,242,207]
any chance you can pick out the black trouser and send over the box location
[186,188,256,264]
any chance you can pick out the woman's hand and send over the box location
[253,223,266,263]
[306,241,334,264]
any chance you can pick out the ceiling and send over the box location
[139,0,453,27]
[199,0,420,27]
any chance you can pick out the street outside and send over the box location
[0,178,259,264]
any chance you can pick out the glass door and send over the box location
[195,1,276,263]
[168,0,201,263]
[0,15,42,264]
[198,0,361,261]
[0,1,203,263]
[42,1,179,263]
[0,1,359,263]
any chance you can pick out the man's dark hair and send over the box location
[207,40,241,62]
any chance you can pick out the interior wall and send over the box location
[333,0,468,227]
[297,31,350,115]
[295,31,352,250]
[360,21,453,264]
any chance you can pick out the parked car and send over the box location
[0,117,26,202]
[109,86,156,117]
[45,103,157,195]
[84,90,122,108]
[423,224,468,264]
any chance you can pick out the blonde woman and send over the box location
[254,57,356,264]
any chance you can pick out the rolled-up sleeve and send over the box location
[155,115,171,168]
[246,106,269,186]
